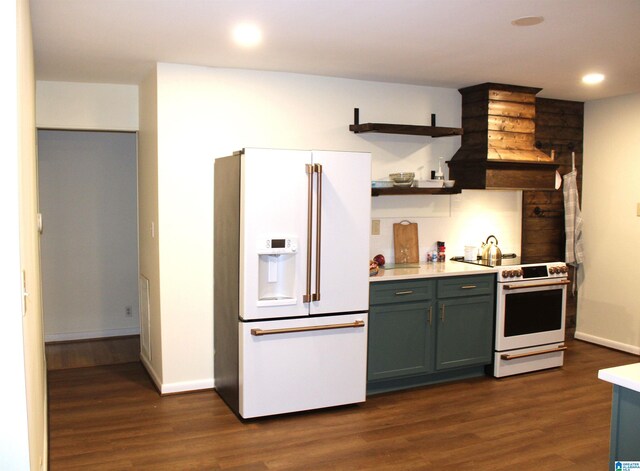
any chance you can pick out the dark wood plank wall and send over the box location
[522,97,584,263]
[522,97,584,334]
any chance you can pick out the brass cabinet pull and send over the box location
[395,290,414,296]
[303,164,314,303]
[440,304,445,323]
[501,345,567,360]
[313,164,322,301]
[251,320,365,336]
[461,285,477,289]
[504,280,570,290]
[427,306,432,326]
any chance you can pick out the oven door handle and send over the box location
[503,280,570,290]
[501,345,567,360]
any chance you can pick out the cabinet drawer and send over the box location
[437,274,495,298]
[370,279,434,305]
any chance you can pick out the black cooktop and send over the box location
[450,253,520,268]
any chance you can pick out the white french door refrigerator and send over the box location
[214,147,371,418]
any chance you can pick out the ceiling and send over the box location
[30,0,640,101]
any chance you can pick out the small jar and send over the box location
[438,246,446,262]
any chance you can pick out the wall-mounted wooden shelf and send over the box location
[371,187,461,197]
[349,108,463,137]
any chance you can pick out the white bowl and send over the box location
[443,180,455,188]
[389,172,415,184]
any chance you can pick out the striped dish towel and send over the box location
[563,169,584,265]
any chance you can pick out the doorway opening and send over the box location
[37,129,140,369]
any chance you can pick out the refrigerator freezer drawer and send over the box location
[239,313,368,418]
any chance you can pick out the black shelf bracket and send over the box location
[352,108,438,129]
[349,108,463,137]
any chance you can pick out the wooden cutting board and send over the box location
[393,221,419,264]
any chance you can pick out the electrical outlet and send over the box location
[637,203,640,217]
[125,306,132,317]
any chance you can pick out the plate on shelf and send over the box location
[416,180,444,188]
[371,180,393,188]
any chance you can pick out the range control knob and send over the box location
[560,265,568,273]
[549,267,557,274]
[502,270,511,278]
[514,269,523,277]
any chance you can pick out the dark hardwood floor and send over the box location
[48,339,636,470]
[45,335,140,370]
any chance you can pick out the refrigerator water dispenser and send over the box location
[257,237,297,306]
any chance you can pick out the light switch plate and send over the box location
[371,219,380,236]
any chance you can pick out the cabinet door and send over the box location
[609,385,640,463]
[368,301,434,381]
[436,295,493,370]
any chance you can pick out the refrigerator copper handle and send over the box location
[251,320,365,336]
[503,280,570,290]
[501,345,567,360]
[303,164,314,303]
[313,164,322,302]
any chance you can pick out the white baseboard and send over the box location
[160,378,214,395]
[574,331,640,355]
[140,355,214,395]
[45,327,140,343]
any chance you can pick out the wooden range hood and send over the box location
[447,83,559,190]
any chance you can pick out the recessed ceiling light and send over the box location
[232,23,262,47]
[582,73,605,85]
[511,16,544,26]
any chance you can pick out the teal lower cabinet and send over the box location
[368,274,495,394]
[609,385,640,466]
[435,296,493,370]
[368,301,434,381]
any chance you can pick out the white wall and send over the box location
[138,68,163,385]
[38,130,139,341]
[371,190,521,261]
[1,0,31,467]
[1,0,47,468]
[36,81,139,131]
[151,63,522,392]
[576,92,640,354]
[17,0,48,467]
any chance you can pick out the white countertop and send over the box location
[370,260,497,282]
[598,363,640,393]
